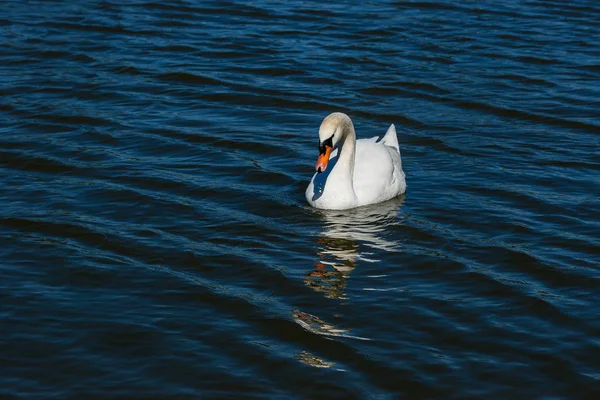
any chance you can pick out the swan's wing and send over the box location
[380,124,399,152]
[352,140,395,202]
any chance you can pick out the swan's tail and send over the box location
[382,124,400,153]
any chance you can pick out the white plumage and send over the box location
[306,113,406,210]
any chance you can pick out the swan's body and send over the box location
[306,113,406,210]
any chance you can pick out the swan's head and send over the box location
[315,112,352,173]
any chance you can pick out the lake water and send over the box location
[2,0,599,398]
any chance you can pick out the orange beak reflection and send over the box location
[316,145,332,173]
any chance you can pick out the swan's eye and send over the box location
[318,135,333,154]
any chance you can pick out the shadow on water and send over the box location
[304,196,405,300]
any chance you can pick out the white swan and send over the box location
[306,112,406,210]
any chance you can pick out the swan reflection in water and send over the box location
[305,196,405,300]
[293,197,405,366]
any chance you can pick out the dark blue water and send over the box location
[2,0,600,398]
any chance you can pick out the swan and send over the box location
[305,112,406,210]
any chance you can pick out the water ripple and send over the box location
[2,0,599,398]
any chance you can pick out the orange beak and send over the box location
[316,145,332,173]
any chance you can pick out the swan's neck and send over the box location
[331,120,357,198]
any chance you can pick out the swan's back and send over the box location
[352,125,405,205]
